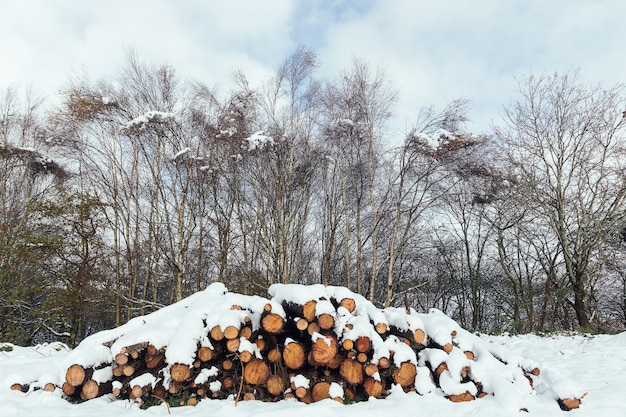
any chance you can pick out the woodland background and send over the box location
[2,47,625,347]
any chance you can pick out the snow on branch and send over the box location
[122,110,175,132]
[243,130,274,151]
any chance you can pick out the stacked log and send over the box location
[10,283,584,411]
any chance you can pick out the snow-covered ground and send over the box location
[2,331,624,417]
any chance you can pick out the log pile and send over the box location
[9,283,584,411]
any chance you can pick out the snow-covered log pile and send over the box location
[9,283,584,411]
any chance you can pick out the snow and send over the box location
[244,131,274,151]
[290,374,309,389]
[2,283,626,416]
[2,332,626,416]
[122,110,174,130]
[172,147,191,161]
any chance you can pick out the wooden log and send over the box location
[66,364,91,387]
[114,352,129,366]
[170,363,192,382]
[243,359,271,385]
[307,321,321,336]
[267,347,282,363]
[378,356,391,369]
[283,341,306,370]
[112,365,124,378]
[295,317,309,332]
[413,329,426,344]
[355,336,371,353]
[197,346,216,362]
[222,376,234,390]
[356,352,369,363]
[226,338,241,353]
[222,358,234,371]
[261,312,285,333]
[240,325,253,340]
[340,358,364,385]
[311,381,331,402]
[558,397,581,411]
[363,377,384,397]
[122,362,144,377]
[448,391,475,402]
[464,351,475,361]
[339,297,356,313]
[145,353,165,369]
[364,362,379,377]
[61,382,76,397]
[302,300,317,322]
[267,375,285,397]
[294,386,310,400]
[43,382,56,392]
[327,352,344,370]
[210,325,224,341]
[393,362,417,387]
[80,379,112,400]
[317,313,335,330]
[168,381,182,395]
[375,322,388,334]
[239,350,253,363]
[224,325,239,340]
[342,339,354,351]
[310,334,338,366]
[255,338,267,352]
[10,383,27,392]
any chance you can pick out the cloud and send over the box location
[1,0,625,135]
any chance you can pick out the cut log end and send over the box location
[262,313,285,333]
[364,377,384,398]
[283,342,306,370]
[339,297,356,313]
[243,359,270,385]
[317,313,335,330]
[393,362,417,387]
[170,363,192,382]
[65,364,87,387]
[340,358,364,385]
[558,397,581,411]
[449,391,475,402]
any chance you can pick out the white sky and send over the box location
[1,0,625,135]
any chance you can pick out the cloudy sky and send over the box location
[1,0,625,134]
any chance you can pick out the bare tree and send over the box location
[498,71,626,328]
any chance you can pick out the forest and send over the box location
[1,46,625,347]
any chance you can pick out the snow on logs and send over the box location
[10,282,584,411]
